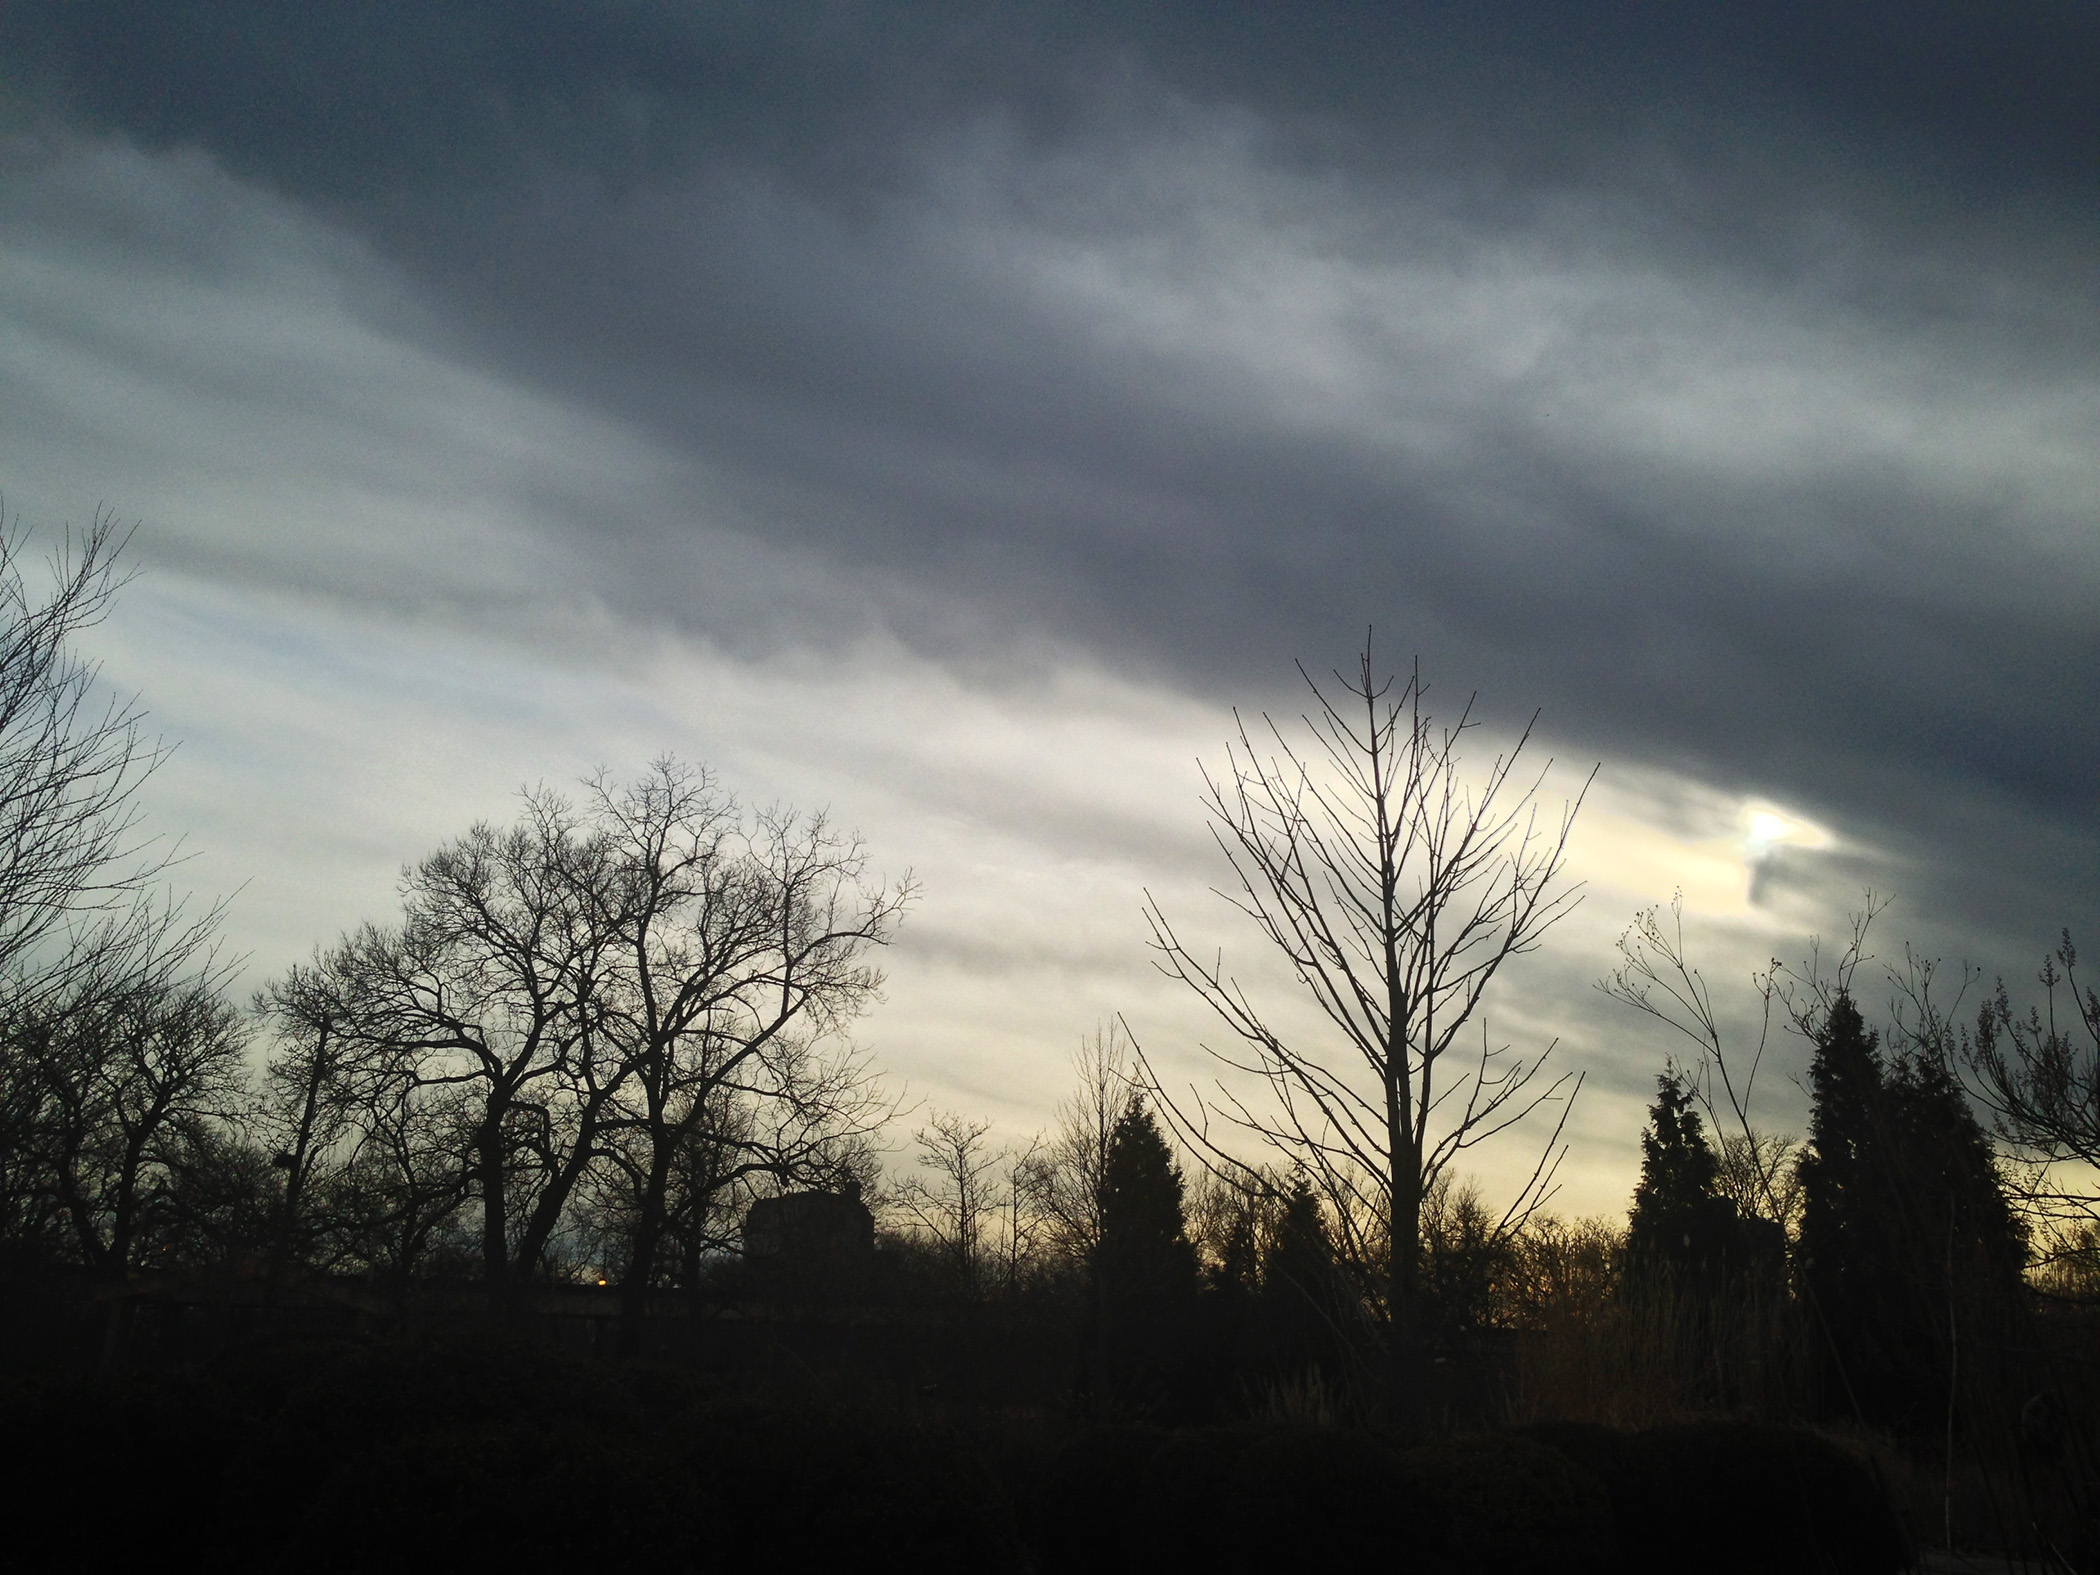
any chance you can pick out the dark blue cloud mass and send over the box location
[3,1,2096,974]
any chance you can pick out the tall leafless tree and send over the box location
[299,789,630,1317]
[0,511,189,1264]
[1037,1023,1139,1274]
[252,973,354,1280]
[21,907,245,1280]
[585,762,906,1350]
[0,510,171,979]
[252,963,475,1284]
[895,1110,1002,1294]
[1139,646,1588,1412]
[275,762,905,1326]
[1,898,246,1369]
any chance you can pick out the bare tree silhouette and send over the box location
[1139,644,1589,1417]
[587,760,904,1349]
[1966,930,2100,1264]
[0,509,174,982]
[895,1110,1002,1293]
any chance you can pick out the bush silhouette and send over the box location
[1522,1419,1908,1575]
[0,1337,1031,1570]
[1036,1424,1170,1570]
[0,1336,1912,1572]
[1,1371,246,1562]
[1041,1422,1427,1572]
[1394,1433,1618,1574]
[1224,1424,1417,1568]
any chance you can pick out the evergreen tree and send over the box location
[1099,1102,1198,1296]
[1626,1072,1769,1292]
[1213,1208,1260,1299]
[1878,1049,2027,1384]
[1259,1174,1350,1388]
[1797,991,2024,1424]
[1628,1073,1719,1262]
[1798,995,1882,1274]
[1419,1175,1510,1344]
[1880,1052,2023,1284]
[1798,991,1905,1414]
[1093,1101,1198,1412]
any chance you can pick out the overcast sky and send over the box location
[3,2,2095,1216]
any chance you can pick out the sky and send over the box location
[2,2,2095,1218]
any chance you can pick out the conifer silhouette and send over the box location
[1798,991,2024,1423]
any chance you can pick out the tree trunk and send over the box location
[510,1101,608,1323]
[269,1021,328,1294]
[99,1293,135,1375]
[1388,1163,1425,1430]
[619,1144,674,1358]
[97,1145,144,1375]
[477,1111,510,1319]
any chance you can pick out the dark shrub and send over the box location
[1524,1420,1909,1575]
[1139,1425,1249,1567]
[0,1371,246,1561]
[1,1340,1029,1570]
[1036,1424,1170,1571]
[1395,1432,1619,1574]
[1038,1422,1422,1572]
[1223,1424,1415,1569]
[1647,1421,1908,1575]
[673,1396,1021,1564]
[284,1418,707,1570]
[275,1373,1020,1569]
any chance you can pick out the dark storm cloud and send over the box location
[5,1,2098,963]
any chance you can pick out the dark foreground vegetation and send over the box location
[2,518,2097,1569]
[2,1331,1910,1574]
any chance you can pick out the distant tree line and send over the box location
[4,755,909,1346]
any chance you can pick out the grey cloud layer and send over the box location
[5,2,2097,968]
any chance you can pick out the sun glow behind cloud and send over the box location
[1564,779,1838,929]
[1744,802,1832,859]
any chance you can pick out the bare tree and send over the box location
[1026,1023,1144,1387]
[994,1134,1052,1296]
[1715,1129,1804,1238]
[1037,1022,1140,1273]
[593,1039,893,1320]
[304,789,630,1317]
[252,971,360,1280]
[265,763,906,1322]
[8,903,242,1281]
[895,1110,1001,1292]
[251,962,477,1284]
[1964,930,2100,1257]
[0,509,172,979]
[0,899,245,1369]
[1185,1162,1281,1282]
[583,762,906,1349]
[0,510,191,1267]
[1140,646,1588,1408]
[331,1077,475,1282]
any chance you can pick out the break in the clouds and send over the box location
[2,3,2096,1212]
